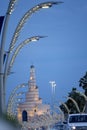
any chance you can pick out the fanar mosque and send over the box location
[17,65,50,122]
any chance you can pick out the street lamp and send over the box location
[0,0,63,115]
[0,0,18,115]
[49,81,56,94]
[49,81,56,111]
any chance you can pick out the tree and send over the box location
[79,72,87,95]
[68,88,85,113]
[60,88,85,117]
[60,73,87,117]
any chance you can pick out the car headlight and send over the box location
[71,126,76,130]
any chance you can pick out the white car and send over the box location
[67,113,87,130]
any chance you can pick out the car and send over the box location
[67,113,87,130]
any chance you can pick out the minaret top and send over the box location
[30,65,34,68]
[28,65,36,89]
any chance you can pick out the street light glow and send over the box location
[41,4,52,8]
[49,81,56,94]
[41,1,63,8]
[31,38,38,42]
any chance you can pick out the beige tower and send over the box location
[17,65,50,122]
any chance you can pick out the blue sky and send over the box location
[0,0,87,105]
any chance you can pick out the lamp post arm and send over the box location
[68,97,80,113]
[5,37,32,78]
[75,91,87,113]
[4,36,43,77]
[7,83,27,114]
[54,105,65,120]
[61,102,70,114]
[8,93,24,115]
[9,38,32,73]
[7,83,27,105]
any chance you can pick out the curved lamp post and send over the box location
[7,92,24,116]
[59,102,70,114]
[7,83,27,115]
[12,97,25,116]
[13,97,23,116]
[54,105,65,122]
[67,96,80,113]
[0,0,63,115]
[75,90,87,113]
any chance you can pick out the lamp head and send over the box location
[31,36,47,42]
[40,1,64,9]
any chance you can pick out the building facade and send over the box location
[17,65,50,122]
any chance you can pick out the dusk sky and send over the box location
[0,0,87,106]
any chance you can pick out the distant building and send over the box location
[17,65,50,122]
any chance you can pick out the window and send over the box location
[69,115,87,123]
